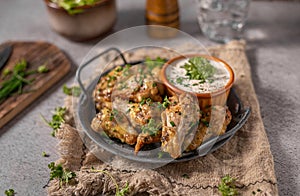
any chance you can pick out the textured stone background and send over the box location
[0,0,299,195]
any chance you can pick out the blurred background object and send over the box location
[196,0,251,43]
[145,0,180,38]
[44,0,116,41]
[146,0,180,29]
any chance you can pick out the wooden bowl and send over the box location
[44,0,116,41]
[160,54,235,111]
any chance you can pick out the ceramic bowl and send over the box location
[160,54,235,111]
[44,0,116,41]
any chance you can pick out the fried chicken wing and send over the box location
[161,93,200,158]
[134,131,162,154]
[94,66,123,111]
[185,106,232,151]
[91,108,138,145]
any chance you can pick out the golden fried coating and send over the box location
[134,131,162,154]
[161,94,200,158]
[185,106,232,152]
[91,108,138,145]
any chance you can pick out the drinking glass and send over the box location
[196,0,251,43]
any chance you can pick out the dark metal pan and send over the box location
[75,47,251,164]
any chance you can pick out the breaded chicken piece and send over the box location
[185,106,232,152]
[161,94,200,158]
[91,107,138,145]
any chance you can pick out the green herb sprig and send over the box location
[0,60,31,103]
[141,118,161,136]
[181,57,216,81]
[144,57,166,71]
[0,60,49,103]
[62,85,81,97]
[41,107,66,137]
[218,175,238,196]
[4,189,15,196]
[162,96,171,108]
[48,162,76,187]
[91,167,129,196]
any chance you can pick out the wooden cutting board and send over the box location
[0,41,71,128]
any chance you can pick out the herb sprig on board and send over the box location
[0,59,49,103]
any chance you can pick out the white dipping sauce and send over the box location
[166,58,230,94]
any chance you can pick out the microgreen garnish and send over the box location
[141,118,161,136]
[176,77,184,85]
[218,175,238,196]
[62,85,81,97]
[170,121,176,127]
[162,96,171,108]
[115,66,123,72]
[181,57,216,81]
[158,151,163,158]
[140,98,146,105]
[122,64,131,76]
[201,119,210,127]
[48,162,76,187]
[144,57,166,71]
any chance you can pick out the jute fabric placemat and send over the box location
[47,40,278,196]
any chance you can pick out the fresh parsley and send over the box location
[48,162,76,187]
[144,57,166,71]
[181,57,216,81]
[218,175,238,196]
[4,189,15,196]
[62,85,81,97]
[41,107,66,137]
[0,60,31,103]
[141,118,161,136]
[162,96,171,108]
[170,121,176,127]
[0,59,50,103]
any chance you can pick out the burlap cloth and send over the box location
[47,41,278,196]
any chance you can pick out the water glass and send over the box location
[196,0,251,43]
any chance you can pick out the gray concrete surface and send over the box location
[0,0,299,195]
